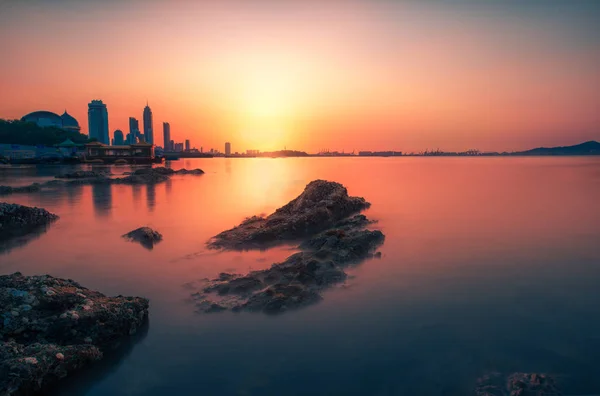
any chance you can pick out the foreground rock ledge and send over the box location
[194,181,384,314]
[0,203,58,244]
[122,227,163,250]
[208,180,371,250]
[0,272,149,395]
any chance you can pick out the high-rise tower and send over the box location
[143,102,153,144]
[87,100,109,144]
[163,122,171,150]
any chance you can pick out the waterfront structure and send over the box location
[84,141,156,164]
[113,130,124,145]
[21,110,81,133]
[225,142,231,156]
[163,122,171,151]
[174,142,184,152]
[87,100,109,144]
[185,139,190,152]
[169,140,174,151]
[143,103,153,144]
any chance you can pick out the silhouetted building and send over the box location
[169,140,174,150]
[88,100,109,144]
[225,142,231,156]
[21,110,81,133]
[185,139,190,152]
[163,122,171,151]
[174,142,184,152]
[129,117,140,142]
[113,130,124,145]
[143,102,153,144]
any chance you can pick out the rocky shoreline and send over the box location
[193,180,385,314]
[0,167,204,196]
[0,203,59,249]
[0,272,149,395]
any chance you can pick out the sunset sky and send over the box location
[1,0,599,152]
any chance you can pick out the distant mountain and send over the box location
[515,141,600,156]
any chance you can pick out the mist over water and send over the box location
[1,157,600,395]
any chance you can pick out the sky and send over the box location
[0,0,599,153]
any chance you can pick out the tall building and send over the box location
[163,122,171,151]
[129,117,140,142]
[225,142,231,156]
[143,102,153,144]
[88,100,109,144]
[185,139,190,152]
[113,130,124,145]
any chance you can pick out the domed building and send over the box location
[60,111,81,133]
[21,110,81,133]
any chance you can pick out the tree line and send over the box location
[0,119,92,146]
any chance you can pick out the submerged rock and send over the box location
[475,372,562,396]
[1,167,204,195]
[115,172,170,185]
[55,170,108,179]
[0,203,58,244]
[0,184,42,196]
[208,180,371,250]
[195,181,384,314]
[0,272,148,395]
[122,227,163,249]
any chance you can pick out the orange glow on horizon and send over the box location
[0,0,598,153]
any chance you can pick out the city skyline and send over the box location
[1,1,599,152]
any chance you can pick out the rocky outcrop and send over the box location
[0,167,204,195]
[0,272,149,395]
[193,181,384,314]
[0,203,58,244]
[0,184,42,196]
[475,372,561,396]
[122,227,163,249]
[208,180,371,250]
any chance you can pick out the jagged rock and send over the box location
[243,284,323,314]
[0,184,42,196]
[115,172,170,184]
[129,167,204,176]
[0,203,58,243]
[0,272,149,395]
[475,372,562,396]
[208,180,371,250]
[122,227,163,249]
[1,168,204,194]
[175,168,204,175]
[55,171,108,179]
[195,183,384,314]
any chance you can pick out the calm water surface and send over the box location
[1,157,600,395]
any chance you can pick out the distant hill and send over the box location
[515,141,600,156]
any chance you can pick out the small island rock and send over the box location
[122,227,163,249]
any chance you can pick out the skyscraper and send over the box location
[143,102,153,144]
[113,130,124,145]
[129,117,140,142]
[88,100,109,144]
[163,122,171,151]
[185,139,190,152]
[225,142,231,156]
